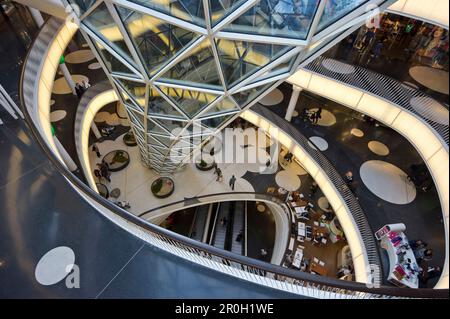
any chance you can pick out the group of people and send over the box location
[408,239,441,286]
[94,161,111,183]
[299,107,322,126]
[213,164,237,191]
[75,80,91,99]
[336,15,448,74]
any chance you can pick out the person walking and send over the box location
[92,144,101,158]
[75,83,83,99]
[415,248,433,264]
[93,168,102,183]
[229,174,237,191]
[284,152,293,163]
[82,79,91,90]
[312,108,322,124]
[98,162,111,182]
[215,166,223,182]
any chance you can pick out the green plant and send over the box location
[151,179,163,194]
[199,159,207,168]
[113,151,127,163]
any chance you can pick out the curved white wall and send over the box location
[288,69,449,288]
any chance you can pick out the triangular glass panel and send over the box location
[200,113,235,131]
[223,0,320,40]
[149,149,166,159]
[152,135,175,148]
[85,2,136,62]
[209,0,247,25]
[68,0,96,15]
[120,88,143,112]
[215,38,293,88]
[148,87,185,119]
[317,0,367,33]
[151,145,171,157]
[116,78,146,109]
[148,147,166,158]
[91,39,138,77]
[160,39,222,90]
[150,117,187,135]
[232,82,273,108]
[147,118,170,136]
[133,125,145,139]
[199,97,239,118]
[128,0,205,26]
[117,5,199,76]
[158,86,219,119]
[148,136,166,147]
[127,109,145,129]
[171,138,193,149]
[252,59,295,83]
[185,122,213,136]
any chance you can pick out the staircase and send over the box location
[231,201,245,255]
[212,202,230,250]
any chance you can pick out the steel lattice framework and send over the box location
[66,0,393,174]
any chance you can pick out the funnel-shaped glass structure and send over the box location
[67,0,386,174]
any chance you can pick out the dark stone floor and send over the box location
[264,82,445,287]
[324,25,449,105]
[50,32,108,180]
[247,202,276,263]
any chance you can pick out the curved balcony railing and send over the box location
[19,17,448,299]
[305,56,449,146]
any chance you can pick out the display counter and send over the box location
[376,224,419,288]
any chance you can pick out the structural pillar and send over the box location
[53,136,78,172]
[285,86,302,122]
[91,122,102,140]
[59,56,77,96]
[29,7,45,28]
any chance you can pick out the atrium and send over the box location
[0,0,448,301]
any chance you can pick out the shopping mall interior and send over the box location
[0,0,448,299]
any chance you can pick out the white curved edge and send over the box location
[74,89,118,193]
[14,0,68,20]
[387,0,449,30]
[240,110,371,284]
[68,180,359,299]
[267,202,291,266]
[288,69,449,288]
[24,19,79,169]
